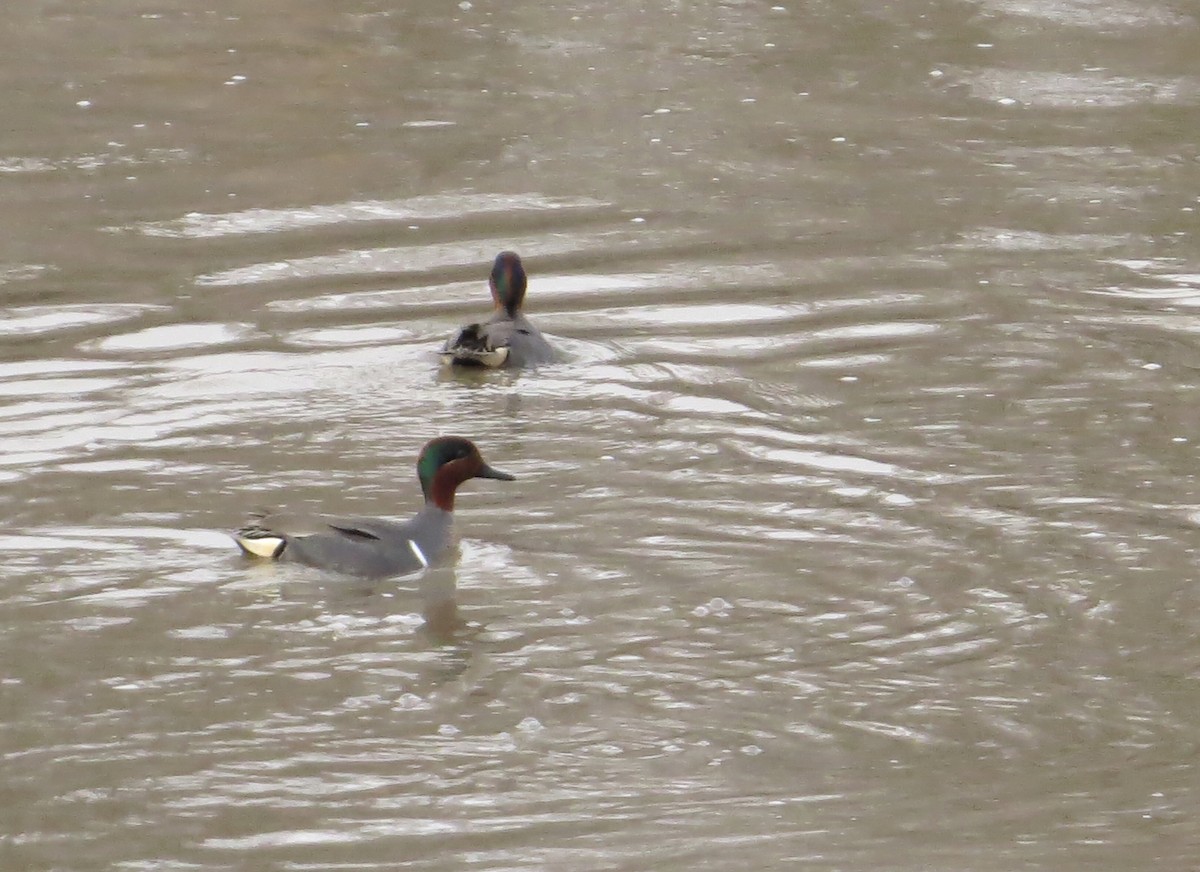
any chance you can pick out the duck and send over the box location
[234,436,515,578]
[441,251,556,368]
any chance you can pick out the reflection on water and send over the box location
[133,193,609,240]
[3,0,1200,869]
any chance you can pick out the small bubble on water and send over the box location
[394,693,425,710]
[438,723,460,737]
[517,717,543,733]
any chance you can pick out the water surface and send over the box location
[3,1,1200,869]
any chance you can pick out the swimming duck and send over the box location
[234,436,515,578]
[441,251,556,368]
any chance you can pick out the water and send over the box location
[3,1,1200,868]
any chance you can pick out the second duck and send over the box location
[441,251,556,368]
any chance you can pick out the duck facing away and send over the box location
[234,437,515,578]
[441,251,556,368]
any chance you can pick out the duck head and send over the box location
[418,436,515,510]
[489,251,527,317]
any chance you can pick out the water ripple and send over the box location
[0,304,168,337]
[133,193,610,240]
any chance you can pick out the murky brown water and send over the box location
[4,1,1200,868]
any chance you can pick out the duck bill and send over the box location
[476,463,515,482]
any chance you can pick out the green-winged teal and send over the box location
[441,251,556,368]
[234,436,514,578]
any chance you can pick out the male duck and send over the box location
[234,436,515,578]
[441,251,556,368]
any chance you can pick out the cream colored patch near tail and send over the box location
[440,347,509,368]
[236,533,285,558]
[440,324,509,368]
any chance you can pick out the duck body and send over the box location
[234,437,514,579]
[235,506,453,577]
[443,310,555,368]
[441,251,556,368]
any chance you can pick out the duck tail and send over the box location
[234,523,287,558]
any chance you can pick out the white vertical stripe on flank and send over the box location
[408,540,429,568]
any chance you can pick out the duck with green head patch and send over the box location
[441,251,556,368]
[234,436,515,578]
